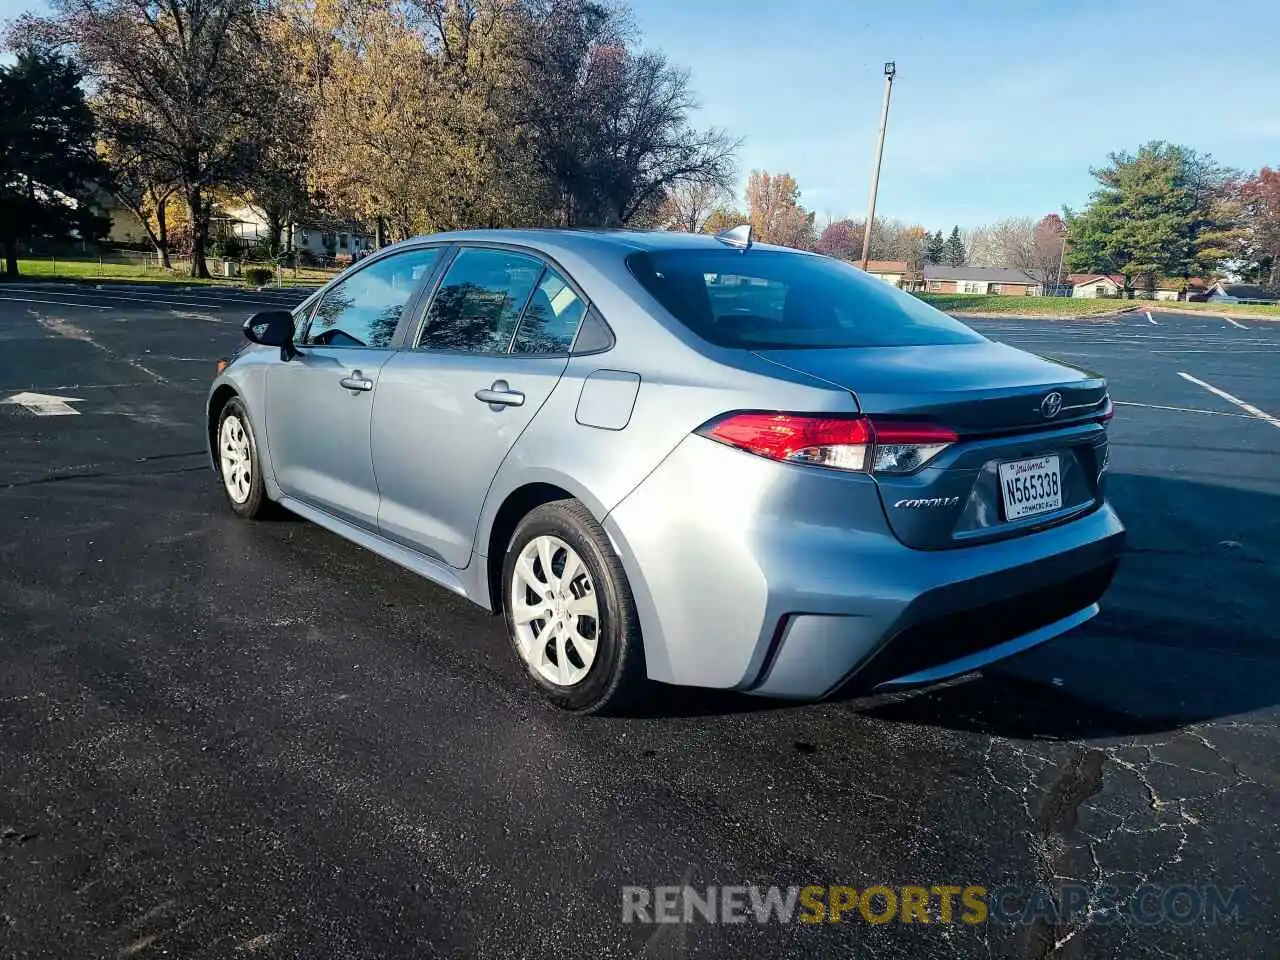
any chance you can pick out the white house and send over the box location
[1066,274,1124,298]
[856,260,910,287]
[223,204,375,260]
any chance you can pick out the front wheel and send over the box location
[216,398,271,519]
[501,500,647,713]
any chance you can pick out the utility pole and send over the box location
[859,62,896,272]
[1055,223,1069,295]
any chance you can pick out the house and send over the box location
[1153,277,1208,301]
[224,204,375,261]
[857,260,910,287]
[922,265,1041,296]
[1068,274,1210,300]
[1067,273,1124,298]
[1204,282,1278,304]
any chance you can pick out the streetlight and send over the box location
[859,62,896,272]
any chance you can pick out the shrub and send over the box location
[244,266,275,286]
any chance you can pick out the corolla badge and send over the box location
[894,497,960,509]
[1041,391,1063,418]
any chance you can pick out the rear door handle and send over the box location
[340,371,374,392]
[474,380,525,408]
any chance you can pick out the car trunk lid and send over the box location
[753,341,1111,549]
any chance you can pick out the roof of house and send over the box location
[1211,282,1278,301]
[858,260,908,273]
[924,264,1038,284]
[1066,273,1124,286]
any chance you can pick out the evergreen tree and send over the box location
[1065,142,1240,294]
[0,49,109,277]
[943,225,966,266]
[925,229,945,263]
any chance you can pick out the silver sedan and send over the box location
[207,228,1125,713]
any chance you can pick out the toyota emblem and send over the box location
[1041,391,1063,418]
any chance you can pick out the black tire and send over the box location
[501,499,647,714]
[215,397,272,520]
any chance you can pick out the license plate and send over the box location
[999,455,1062,521]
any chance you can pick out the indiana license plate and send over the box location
[999,455,1062,521]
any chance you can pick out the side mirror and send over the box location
[243,310,298,360]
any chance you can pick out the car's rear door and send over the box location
[371,245,586,567]
[264,246,443,530]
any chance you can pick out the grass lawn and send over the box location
[5,258,338,287]
[917,292,1280,320]
[916,294,1130,318]
[1132,299,1280,319]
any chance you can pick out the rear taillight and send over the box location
[867,421,958,473]
[698,413,956,475]
[1098,396,1114,424]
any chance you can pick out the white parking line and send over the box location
[1223,316,1247,330]
[0,295,112,310]
[0,285,295,310]
[1114,400,1257,420]
[1146,311,1158,325]
[1177,372,1280,429]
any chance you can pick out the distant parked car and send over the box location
[207,228,1124,712]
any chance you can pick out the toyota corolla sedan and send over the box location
[207,227,1124,713]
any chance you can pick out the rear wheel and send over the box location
[216,398,271,519]
[502,500,646,713]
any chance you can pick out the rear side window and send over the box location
[627,249,985,349]
[511,267,586,355]
[417,248,543,353]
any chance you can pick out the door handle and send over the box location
[339,370,374,392]
[474,380,525,408]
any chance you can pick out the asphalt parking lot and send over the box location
[1,283,1276,959]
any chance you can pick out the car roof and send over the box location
[397,227,811,258]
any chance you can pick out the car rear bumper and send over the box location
[604,434,1125,700]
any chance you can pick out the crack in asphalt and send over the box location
[2,451,207,489]
[978,724,1263,958]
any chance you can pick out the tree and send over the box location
[512,1,737,227]
[701,206,747,234]
[1239,168,1280,289]
[18,0,281,277]
[962,224,1001,266]
[745,170,815,248]
[294,0,738,236]
[924,229,945,264]
[98,131,178,268]
[943,225,966,266]
[659,179,730,232]
[985,215,1065,290]
[1064,142,1239,294]
[0,49,109,277]
[815,218,862,261]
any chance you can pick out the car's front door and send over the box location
[371,246,588,566]
[265,246,442,530]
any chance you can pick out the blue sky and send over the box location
[632,0,1280,229]
[5,0,1279,230]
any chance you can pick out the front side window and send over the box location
[628,249,984,349]
[511,267,586,354]
[417,248,543,353]
[301,247,441,348]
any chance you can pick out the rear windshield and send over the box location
[627,249,985,349]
